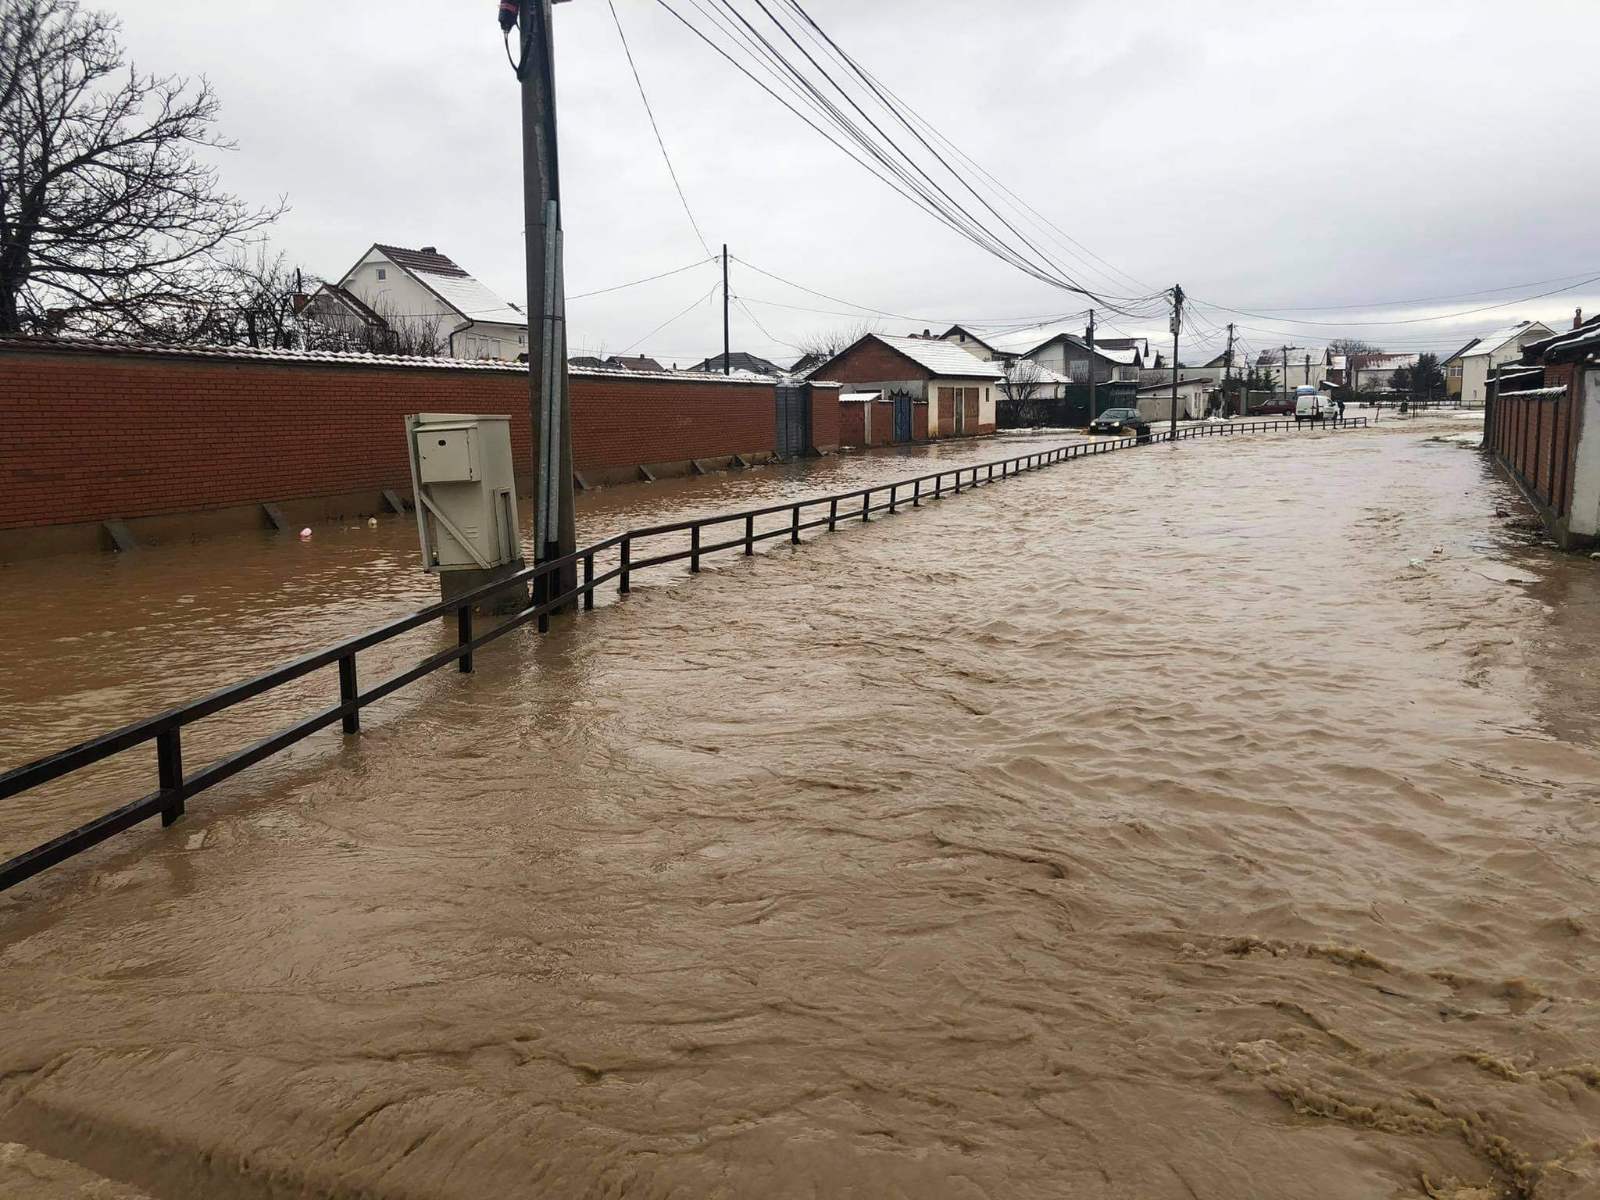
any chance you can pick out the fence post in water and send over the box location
[583,553,595,611]
[157,728,184,827]
[913,479,921,507]
[827,499,837,532]
[339,653,360,733]
[791,504,801,545]
[934,474,942,499]
[862,490,871,522]
[691,525,702,574]
[988,463,995,482]
[457,606,474,674]
[954,470,962,494]
[889,484,897,514]
[620,537,631,595]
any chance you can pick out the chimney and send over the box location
[923,328,931,338]
[420,245,438,255]
[1577,307,1585,330]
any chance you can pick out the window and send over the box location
[376,268,387,281]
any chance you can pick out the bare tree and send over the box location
[998,357,1051,427]
[301,295,449,359]
[0,0,284,336]
[791,320,877,372]
[1328,338,1377,356]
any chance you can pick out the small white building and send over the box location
[1446,320,1557,407]
[313,244,528,361]
[1135,376,1213,421]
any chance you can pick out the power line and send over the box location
[1190,272,1600,331]
[654,0,1159,314]
[619,279,722,353]
[569,257,716,301]
[1228,267,1600,313]
[608,0,715,260]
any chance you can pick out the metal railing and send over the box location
[0,417,1367,893]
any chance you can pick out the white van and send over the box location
[1295,387,1335,424]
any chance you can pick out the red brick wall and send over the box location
[811,385,841,452]
[820,340,932,386]
[912,403,929,442]
[0,347,779,530]
[839,402,866,448]
[871,400,895,447]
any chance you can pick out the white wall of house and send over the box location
[1135,382,1209,421]
[927,378,997,437]
[342,250,527,361]
[1459,326,1555,407]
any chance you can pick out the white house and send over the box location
[1445,320,1557,407]
[313,244,528,361]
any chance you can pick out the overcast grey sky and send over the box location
[108,0,1600,366]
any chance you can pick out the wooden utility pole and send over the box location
[509,0,577,605]
[1169,285,1183,439]
[722,244,731,375]
[1086,308,1096,424]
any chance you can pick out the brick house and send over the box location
[807,334,1003,439]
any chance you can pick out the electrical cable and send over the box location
[619,280,722,353]
[608,0,716,260]
[569,257,716,301]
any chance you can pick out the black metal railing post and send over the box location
[457,606,474,674]
[583,553,595,611]
[912,479,921,507]
[620,537,631,595]
[889,484,897,514]
[157,728,184,827]
[862,491,871,522]
[828,499,838,531]
[691,525,701,574]
[745,513,755,555]
[339,654,360,732]
[791,504,801,545]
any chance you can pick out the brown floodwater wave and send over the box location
[2,421,1599,1199]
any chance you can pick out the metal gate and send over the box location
[775,384,810,459]
[893,392,913,442]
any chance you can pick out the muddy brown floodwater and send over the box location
[3,420,1599,1200]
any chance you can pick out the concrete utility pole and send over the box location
[1280,346,1289,408]
[722,244,731,375]
[507,0,577,606]
[1224,322,1237,416]
[1305,353,1312,384]
[1086,308,1097,423]
[1170,285,1184,440]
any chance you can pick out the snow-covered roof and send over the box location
[1459,320,1548,358]
[1004,362,1072,385]
[361,244,526,328]
[1498,386,1568,398]
[981,320,1086,358]
[1136,376,1212,393]
[838,391,881,404]
[874,335,1005,378]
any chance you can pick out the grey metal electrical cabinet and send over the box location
[405,414,521,573]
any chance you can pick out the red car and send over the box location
[1249,397,1295,416]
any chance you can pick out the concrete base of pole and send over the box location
[440,560,530,616]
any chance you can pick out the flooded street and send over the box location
[4,420,1600,1199]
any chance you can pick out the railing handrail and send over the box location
[0,416,1366,892]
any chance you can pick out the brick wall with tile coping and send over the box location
[0,344,835,537]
